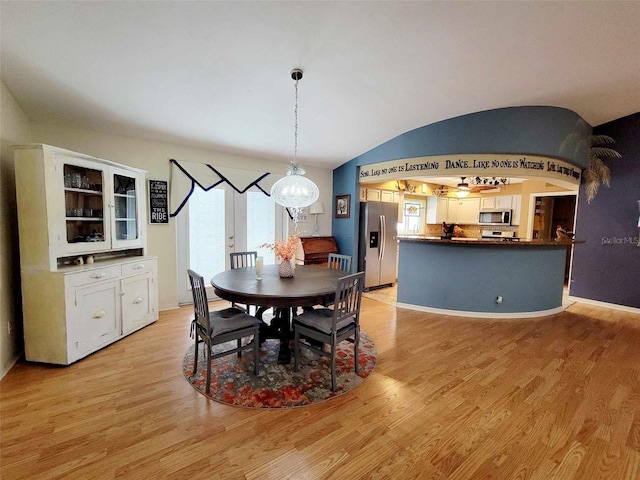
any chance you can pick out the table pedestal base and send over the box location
[256,306,295,364]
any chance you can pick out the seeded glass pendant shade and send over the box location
[270,69,319,211]
[270,161,319,208]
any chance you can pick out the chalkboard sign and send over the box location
[148,180,169,224]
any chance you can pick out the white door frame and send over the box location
[176,186,289,305]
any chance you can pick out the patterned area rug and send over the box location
[183,332,377,409]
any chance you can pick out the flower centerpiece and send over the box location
[260,234,298,278]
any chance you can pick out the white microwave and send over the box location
[478,210,512,226]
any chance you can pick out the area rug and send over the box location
[183,332,377,409]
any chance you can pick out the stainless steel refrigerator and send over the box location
[358,201,398,290]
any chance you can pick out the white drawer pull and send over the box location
[91,272,106,279]
[92,309,107,319]
[132,263,145,270]
[133,296,144,304]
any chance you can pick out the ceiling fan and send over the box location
[456,177,509,197]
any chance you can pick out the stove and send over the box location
[481,230,520,241]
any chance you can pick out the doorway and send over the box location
[530,193,577,283]
[176,184,287,304]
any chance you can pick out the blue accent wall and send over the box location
[570,113,640,308]
[333,106,591,266]
[398,241,566,313]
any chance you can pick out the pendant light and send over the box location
[270,68,319,222]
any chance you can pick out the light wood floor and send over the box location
[2,299,640,479]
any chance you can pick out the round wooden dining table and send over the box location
[211,264,345,363]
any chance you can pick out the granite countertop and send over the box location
[397,236,581,247]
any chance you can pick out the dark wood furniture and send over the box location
[188,269,260,393]
[211,264,344,363]
[298,236,338,266]
[293,272,365,391]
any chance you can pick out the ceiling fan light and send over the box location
[455,189,470,198]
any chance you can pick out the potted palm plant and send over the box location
[583,135,621,203]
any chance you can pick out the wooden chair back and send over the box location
[327,253,352,272]
[230,251,257,269]
[188,269,210,333]
[331,271,364,331]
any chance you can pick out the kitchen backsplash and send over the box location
[424,224,517,238]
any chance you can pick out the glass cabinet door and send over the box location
[64,163,106,247]
[112,170,140,247]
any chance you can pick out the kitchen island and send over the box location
[397,237,577,317]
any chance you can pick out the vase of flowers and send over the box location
[260,235,298,278]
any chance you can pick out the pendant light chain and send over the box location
[293,75,298,166]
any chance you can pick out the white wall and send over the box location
[29,122,335,310]
[1,81,32,377]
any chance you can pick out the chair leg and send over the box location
[205,343,212,394]
[237,338,242,358]
[354,329,360,375]
[330,339,337,392]
[253,327,259,376]
[193,337,199,376]
[294,327,300,372]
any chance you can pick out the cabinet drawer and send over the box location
[121,260,153,277]
[66,265,121,287]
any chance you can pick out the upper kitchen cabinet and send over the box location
[455,198,481,224]
[495,195,513,209]
[14,145,147,270]
[511,195,521,226]
[426,196,480,225]
[360,187,402,204]
[480,195,514,210]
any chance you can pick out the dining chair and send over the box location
[188,269,260,394]
[293,271,365,392]
[327,253,352,272]
[230,251,257,269]
[229,251,258,313]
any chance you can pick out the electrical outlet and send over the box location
[496,296,503,304]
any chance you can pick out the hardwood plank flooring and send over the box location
[2,299,640,479]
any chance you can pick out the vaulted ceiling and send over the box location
[2,1,639,169]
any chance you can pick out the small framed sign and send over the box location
[335,194,351,218]
[148,180,169,224]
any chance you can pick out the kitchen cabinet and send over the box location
[496,195,513,209]
[425,196,449,224]
[395,192,405,222]
[14,144,158,365]
[360,188,401,204]
[446,199,459,223]
[511,195,521,225]
[455,198,481,224]
[427,197,480,225]
[480,195,512,210]
[364,188,381,202]
[381,190,395,203]
[480,196,496,210]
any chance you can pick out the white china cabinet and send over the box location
[14,144,158,365]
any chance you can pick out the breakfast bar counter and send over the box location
[397,237,577,318]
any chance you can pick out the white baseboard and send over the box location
[395,302,565,319]
[159,303,180,312]
[567,296,640,315]
[1,354,21,380]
